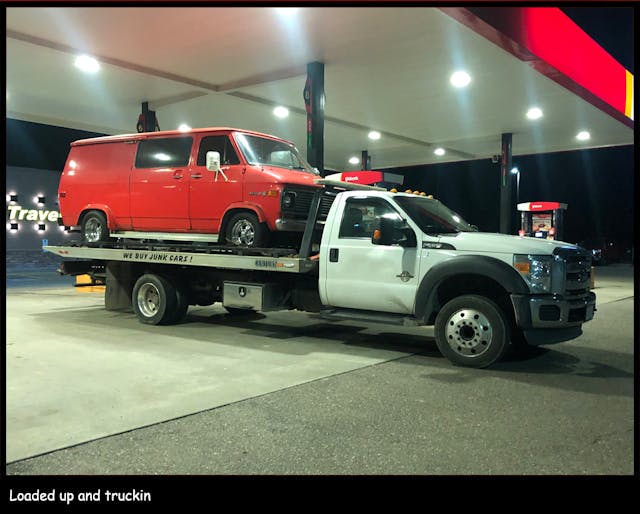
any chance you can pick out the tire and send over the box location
[166,286,189,324]
[225,212,268,247]
[434,294,510,368]
[81,210,110,245]
[132,274,179,325]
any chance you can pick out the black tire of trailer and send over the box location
[434,294,510,368]
[132,273,183,325]
[81,210,110,245]
[225,211,269,247]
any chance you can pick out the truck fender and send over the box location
[415,255,529,322]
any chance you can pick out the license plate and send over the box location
[585,304,595,321]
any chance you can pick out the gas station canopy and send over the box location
[6,7,634,170]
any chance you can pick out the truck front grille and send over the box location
[553,247,592,299]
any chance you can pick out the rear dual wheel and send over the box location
[132,274,189,325]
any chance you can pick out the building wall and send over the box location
[6,119,104,269]
[6,166,81,268]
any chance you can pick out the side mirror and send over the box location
[372,216,416,247]
[206,151,221,172]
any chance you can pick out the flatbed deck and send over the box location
[44,244,317,274]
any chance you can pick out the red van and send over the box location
[58,128,324,247]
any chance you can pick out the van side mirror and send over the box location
[372,216,417,247]
[206,151,221,172]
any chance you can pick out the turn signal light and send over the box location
[514,262,530,274]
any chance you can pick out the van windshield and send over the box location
[233,132,318,175]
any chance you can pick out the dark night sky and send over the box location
[5,7,635,247]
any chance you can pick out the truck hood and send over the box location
[259,166,321,188]
[436,231,579,255]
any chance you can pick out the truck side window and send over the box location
[135,137,193,168]
[197,136,240,166]
[339,198,403,239]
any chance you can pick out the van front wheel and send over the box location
[81,210,110,245]
[225,212,268,247]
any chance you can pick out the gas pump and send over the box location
[517,201,567,241]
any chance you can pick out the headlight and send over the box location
[513,254,553,293]
[282,192,296,209]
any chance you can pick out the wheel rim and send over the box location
[137,283,161,318]
[444,307,493,358]
[230,219,255,246]
[84,218,102,242]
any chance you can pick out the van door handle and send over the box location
[191,173,203,179]
[173,171,184,179]
[329,248,339,262]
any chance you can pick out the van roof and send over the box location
[71,127,292,147]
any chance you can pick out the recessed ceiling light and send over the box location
[576,131,591,141]
[273,106,289,118]
[74,55,100,73]
[276,8,299,17]
[450,70,471,88]
[349,157,360,165]
[434,148,445,156]
[178,124,192,132]
[526,107,543,120]
[368,131,381,140]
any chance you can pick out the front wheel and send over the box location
[225,212,268,247]
[434,295,510,368]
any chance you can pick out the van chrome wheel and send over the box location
[84,218,103,243]
[225,211,268,247]
[81,210,109,244]
[230,219,256,246]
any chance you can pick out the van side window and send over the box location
[135,137,193,168]
[339,198,403,239]
[197,136,240,166]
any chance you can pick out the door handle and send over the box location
[191,173,203,179]
[173,172,183,179]
[329,248,339,262]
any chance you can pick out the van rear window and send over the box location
[135,137,193,168]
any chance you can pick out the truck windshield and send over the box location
[395,196,477,234]
[234,133,318,175]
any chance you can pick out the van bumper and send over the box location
[274,218,307,232]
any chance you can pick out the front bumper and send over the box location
[274,217,308,232]
[511,291,596,329]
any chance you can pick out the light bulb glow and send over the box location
[450,71,471,88]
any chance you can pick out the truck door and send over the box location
[323,196,420,314]
[189,135,244,233]
[130,136,192,231]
